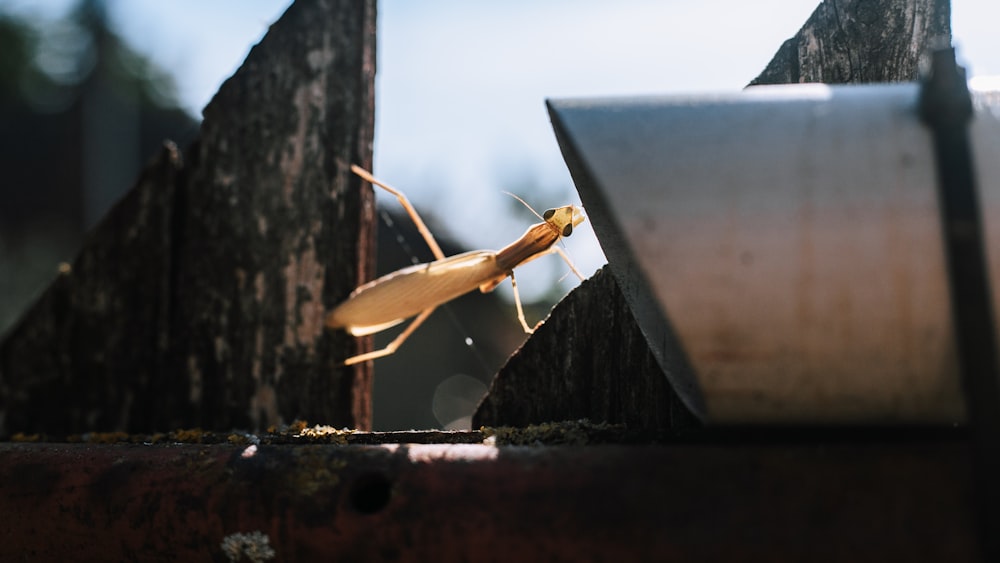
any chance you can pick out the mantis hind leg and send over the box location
[342,307,437,366]
[350,165,446,261]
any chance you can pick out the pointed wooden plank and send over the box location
[751,0,950,86]
[473,267,699,433]
[170,0,377,431]
[0,144,181,433]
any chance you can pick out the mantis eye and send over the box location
[562,224,573,237]
[543,209,555,220]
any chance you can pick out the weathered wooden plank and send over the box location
[171,0,377,431]
[0,438,977,562]
[0,0,377,435]
[473,267,698,432]
[0,144,181,433]
[750,0,950,86]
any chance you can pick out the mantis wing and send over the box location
[325,250,505,336]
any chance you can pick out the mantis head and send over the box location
[542,205,586,238]
[502,191,586,238]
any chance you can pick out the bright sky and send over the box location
[6,0,1000,300]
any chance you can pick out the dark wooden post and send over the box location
[172,0,377,431]
[0,0,377,435]
[475,0,951,431]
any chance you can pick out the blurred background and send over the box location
[1,0,997,429]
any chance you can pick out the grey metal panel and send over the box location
[547,83,1000,424]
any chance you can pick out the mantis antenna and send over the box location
[502,191,546,222]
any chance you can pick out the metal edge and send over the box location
[546,98,708,421]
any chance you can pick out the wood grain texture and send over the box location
[473,267,699,433]
[750,0,950,86]
[0,144,181,434]
[173,0,377,431]
[0,0,377,435]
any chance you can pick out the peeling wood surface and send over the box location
[750,0,950,86]
[0,438,977,562]
[173,0,377,432]
[0,0,377,435]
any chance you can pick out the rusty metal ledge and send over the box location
[0,438,979,562]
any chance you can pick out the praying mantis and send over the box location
[325,165,586,365]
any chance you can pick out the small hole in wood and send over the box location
[349,472,393,514]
